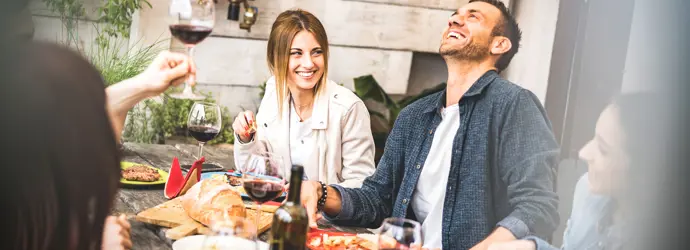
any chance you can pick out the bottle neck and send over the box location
[287,169,303,204]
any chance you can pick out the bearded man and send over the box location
[299,1,561,249]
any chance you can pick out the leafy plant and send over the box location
[258,80,267,99]
[42,0,86,46]
[123,92,236,145]
[86,35,165,86]
[353,75,445,150]
[42,0,151,48]
[95,0,152,48]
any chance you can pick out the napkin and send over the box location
[164,157,205,199]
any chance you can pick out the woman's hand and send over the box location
[102,214,132,250]
[232,110,256,143]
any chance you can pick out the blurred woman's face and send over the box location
[287,30,325,92]
[579,104,629,195]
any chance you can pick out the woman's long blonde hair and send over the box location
[266,9,329,119]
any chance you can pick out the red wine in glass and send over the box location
[187,102,221,158]
[169,24,212,45]
[242,179,284,204]
[188,126,219,142]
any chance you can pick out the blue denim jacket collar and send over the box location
[422,69,499,114]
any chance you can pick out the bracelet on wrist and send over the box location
[317,181,327,210]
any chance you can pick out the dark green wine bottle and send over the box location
[269,165,308,250]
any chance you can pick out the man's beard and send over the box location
[439,39,491,61]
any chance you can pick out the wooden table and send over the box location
[113,142,373,250]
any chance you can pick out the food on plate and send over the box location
[308,234,376,250]
[227,174,242,186]
[210,174,227,182]
[122,165,160,182]
[209,173,242,186]
[181,179,246,227]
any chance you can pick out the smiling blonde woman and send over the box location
[232,9,376,188]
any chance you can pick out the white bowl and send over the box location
[172,235,269,250]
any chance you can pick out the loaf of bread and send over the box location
[181,179,246,227]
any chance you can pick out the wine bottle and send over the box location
[269,165,309,250]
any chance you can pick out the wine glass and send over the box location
[187,102,222,159]
[377,218,423,250]
[168,0,215,100]
[239,147,286,236]
[201,215,260,250]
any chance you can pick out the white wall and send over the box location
[389,0,558,105]
[620,0,655,94]
[502,0,560,103]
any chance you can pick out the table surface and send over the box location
[114,142,373,250]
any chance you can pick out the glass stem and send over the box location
[198,142,205,159]
[184,46,195,92]
[255,203,261,237]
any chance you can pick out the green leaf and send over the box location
[353,74,399,111]
[368,110,387,121]
[397,82,446,108]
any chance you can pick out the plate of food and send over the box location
[307,231,377,250]
[120,162,168,186]
[201,171,287,200]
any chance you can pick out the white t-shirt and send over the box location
[289,104,315,179]
[411,104,460,249]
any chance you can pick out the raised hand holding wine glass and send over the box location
[168,0,214,100]
[187,102,222,159]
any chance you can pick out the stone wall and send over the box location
[30,0,557,116]
[130,0,542,116]
[29,0,130,51]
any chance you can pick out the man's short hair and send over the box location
[469,0,522,72]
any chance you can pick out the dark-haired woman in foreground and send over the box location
[0,40,195,250]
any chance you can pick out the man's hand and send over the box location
[102,214,132,250]
[487,240,536,250]
[470,227,518,250]
[136,50,196,97]
[300,180,322,228]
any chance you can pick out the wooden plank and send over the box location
[329,45,413,94]
[30,16,129,52]
[194,36,413,94]
[174,143,236,170]
[210,0,450,53]
[122,143,198,172]
[112,154,174,250]
[114,155,170,215]
[136,197,274,240]
[128,0,175,51]
[193,37,271,88]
